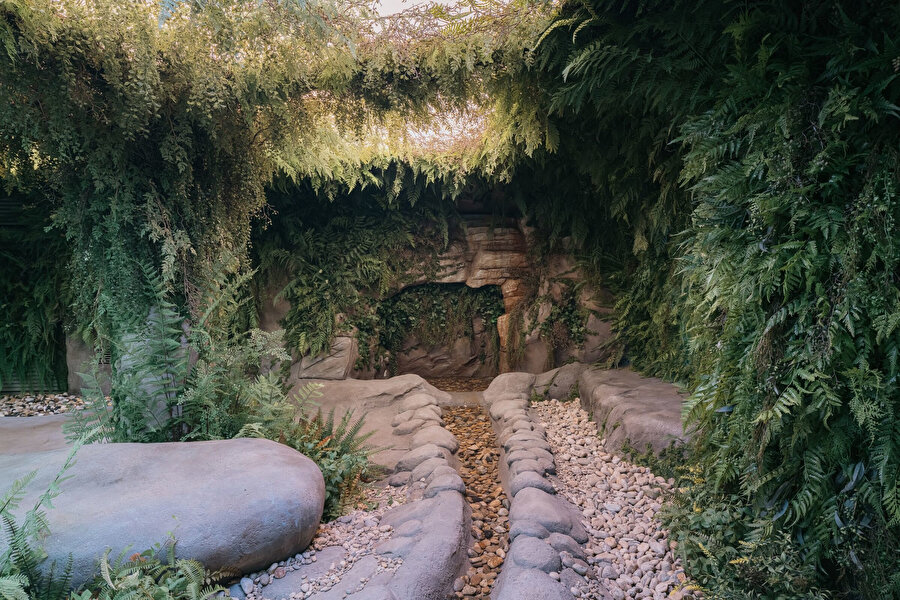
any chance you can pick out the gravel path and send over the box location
[1,393,84,417]
[244,484,409,600]
[533,400,694,600]
[444,406,509,599]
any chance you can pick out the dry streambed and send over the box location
[443,406,509,599]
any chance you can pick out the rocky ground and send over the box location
[426,378,493,392]
[443,406,509,599]
[244,484,409,600]
[533,400,695,600]
[0,393,84,417]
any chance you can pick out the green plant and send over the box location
[1,442,81,600]
[71,542,225,600]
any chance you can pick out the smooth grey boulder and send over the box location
[578,367,686,453]
[508,520,550,541]
[546,533,585,560]
[386,491,468,600]
[400,393,437,412]
[483,373,535,402]
[411,426,459,454]
[489,399,529,421]
[424,472,465,498]
[0,439,324,589]
[395,444,448,473]
[410,457,447,482]
[492,565,574,600]
[508,536,561,572]
[510,471,556,497]
[509,488,587,542]
[533,363,587,400]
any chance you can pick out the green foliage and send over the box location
[238,399,374,520]
[70,542,225,600]
[533,0,900,596]
[0,187,69,392]
[1,443,81,600]
[375,283,504,374]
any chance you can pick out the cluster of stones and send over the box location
[444,406,509,598]
[482,374,593,600]
[534,400,696,600]
[235,391,470,600]
[237,485,407,600]
[1,393,83,417]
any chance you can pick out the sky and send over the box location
[374,0,438,16]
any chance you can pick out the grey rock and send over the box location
[489,399,529,421]
[411,426,459,454]
[424,472,465,498]
[484,373,536,401]
[509,458,542,478]
[508,536,562,572]
[387,491,467,600]
[546,533,585,560]
[509,488,584,540]
[578,367,686,453]
[510,471,557,497]
[393,519,422,537]
[426,465,458,484]
[400,393,436,412]
[492,565,574,600]
[391,410,416,427]
[395,444,448,473]
[0,439,324,589]
[388,471,411,486]
[376,536,417,558]
[291,336,356,380]
[410,457,446,482]
[393,418,426,435]
[508,520,550,541]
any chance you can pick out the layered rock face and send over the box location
[282,216,615,380]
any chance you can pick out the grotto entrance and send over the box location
[369,283,504,380]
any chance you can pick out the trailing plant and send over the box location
[374,283,504,375]
[0,186,70,392]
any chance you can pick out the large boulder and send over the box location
[0,438,325,588]
[578,367,687,453]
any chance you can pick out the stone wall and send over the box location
[263,215,616,381]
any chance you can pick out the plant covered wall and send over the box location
[3,0,900,596]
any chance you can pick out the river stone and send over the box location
[424,472,465,498]
[400,393,436,412]
[395,444,448,472]
[388,471,412,486]
[0,438,325,588]
[508,536,562,572]
[410,457,447,482]
[546,533,585,560]
[391,409,416,427]
[509,458,542,478]
[393,418,426,435]
[411,426,459,453]
[508,519,550,541]
[492,565,573,600]
[510,471,556,497]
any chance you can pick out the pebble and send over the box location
[533,400,696,600]
[0,393,84,417]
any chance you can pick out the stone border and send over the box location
[482,374,592,600]
[369,391,470,600]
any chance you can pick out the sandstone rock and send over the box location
[291,336,356,380]
[0,439,324,588]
